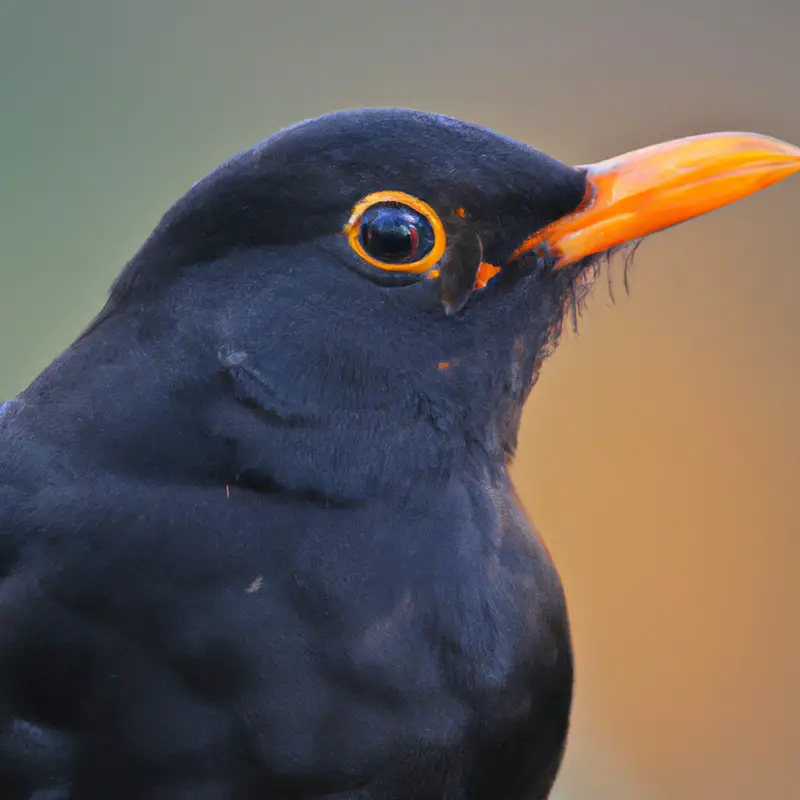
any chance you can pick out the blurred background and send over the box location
[1,1,798,797]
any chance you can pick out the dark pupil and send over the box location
[359,203,435,264]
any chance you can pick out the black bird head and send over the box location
[45,109,799,503]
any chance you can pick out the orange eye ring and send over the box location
[344,190,447,274]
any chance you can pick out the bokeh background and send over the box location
[2,1,799,797]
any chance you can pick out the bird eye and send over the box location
[359,204,433,264]
[345,191,446,274]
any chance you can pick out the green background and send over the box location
[2,2,799,797]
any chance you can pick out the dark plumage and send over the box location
[0,108,797,799]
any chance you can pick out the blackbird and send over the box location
[0,108,798,800]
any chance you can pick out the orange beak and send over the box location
[476,132,800,287]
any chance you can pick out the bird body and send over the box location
[0,431,570,798]
[0,109,797,798]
